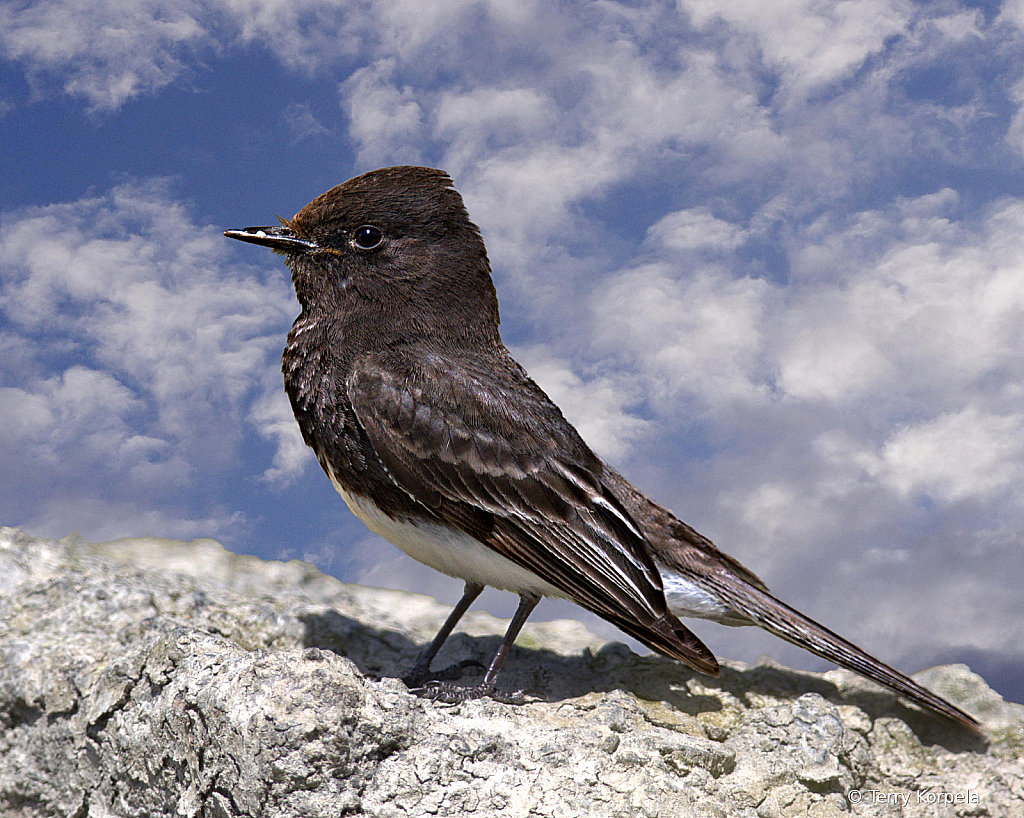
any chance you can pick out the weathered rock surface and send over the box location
[0,526,1020,817]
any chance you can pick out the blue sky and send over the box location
[2,0,1022,702]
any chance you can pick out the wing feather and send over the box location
[347,349,719,674]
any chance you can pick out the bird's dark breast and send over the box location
[280,311,452,526]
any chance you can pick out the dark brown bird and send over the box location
[225,166,982,735]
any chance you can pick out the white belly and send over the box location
[330,476,566,598]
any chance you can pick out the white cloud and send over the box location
[871,407,1024,503]
[0,181,296,537]
[224,0,361,70]
[0,0,210,110]
[931,10,984,43]
[21,494,249,546]
[373,0,543,58]
[1007,76,1024,160]
[0,0,366,110]
[282,102,330,143]
[0,385,53,450]
[2,192,286,451]
[777,195,1024,409]
[334,3,781,260]
[248,381,312,485]
[434,87,555,170]
[590,263,773,410]
[647,208,748,251]
[0,366,153,469]
[341,60,427,167]
[683,0,912,100]
[512,346,652,462]
[1000,0,1024,31]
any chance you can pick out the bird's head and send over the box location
[226,166,501,346]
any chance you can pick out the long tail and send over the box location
[692,574,984,735]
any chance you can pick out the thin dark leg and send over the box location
[411,593,541,704]
[402,581,484,687]
[479,593,540,688]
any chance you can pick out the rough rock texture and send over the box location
[0,527,1020,818]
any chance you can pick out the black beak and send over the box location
[224,225,318,253]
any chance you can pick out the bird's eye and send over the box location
[353,225,384,250]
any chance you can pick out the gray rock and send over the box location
[0,526,1020,817]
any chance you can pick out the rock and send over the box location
[0,526,1020,817]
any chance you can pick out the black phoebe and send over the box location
[226,166,981,734]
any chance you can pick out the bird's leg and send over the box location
[402,581,485,687]
[411,593,541,704]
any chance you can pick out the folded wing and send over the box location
[348,347,719,674]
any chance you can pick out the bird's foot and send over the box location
[401,658,484,689]
[409,679,528,705]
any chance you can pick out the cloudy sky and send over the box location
[2,0,1022,702]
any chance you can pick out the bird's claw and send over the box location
[409,680,527,705]
[401,658,484,688]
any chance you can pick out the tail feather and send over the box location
[696,576,983,735]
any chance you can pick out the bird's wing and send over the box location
[347,348,719,674]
